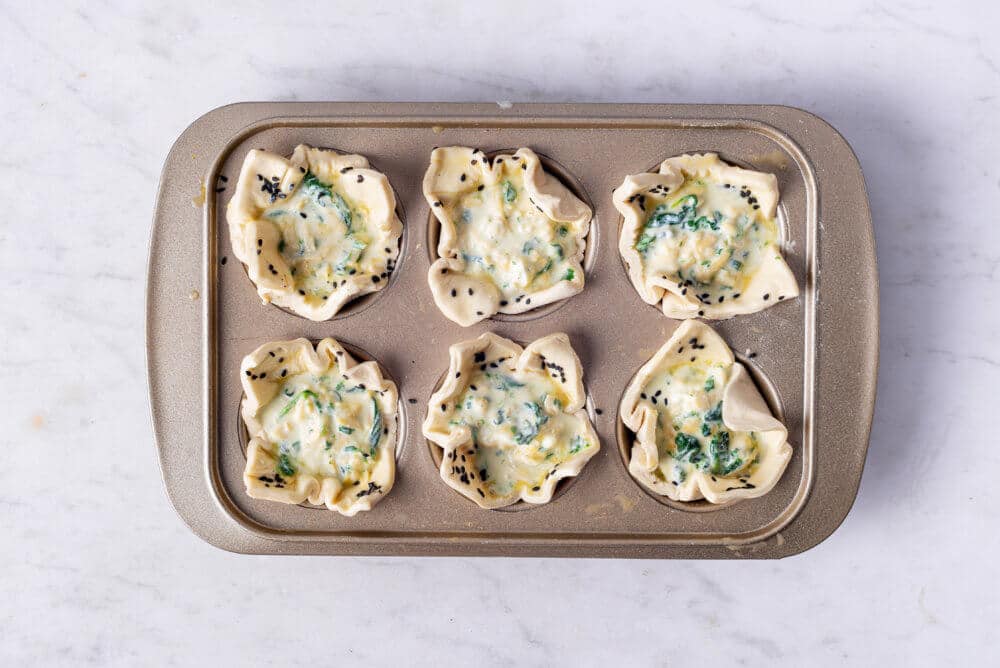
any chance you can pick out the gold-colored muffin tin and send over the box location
[147,103,877,558]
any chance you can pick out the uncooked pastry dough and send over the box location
[620,320,791,503]
[614,153,798,319]
[227,145,402,321]
[423,332,599,508]
[424,147,591,326]
[240,338,398,515]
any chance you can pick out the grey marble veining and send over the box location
[1,1,997,665]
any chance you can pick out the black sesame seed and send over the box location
[408,398,417,404]
[300,212,307,218]
[450,288,457,297]
[763,293,770,300]
[433,201,442,207]
[468,288,474,296]
[460,173,466,182]
[221,256,227,265]
[477,184,484,191]
[357,174,364,183]
[499,300,508,306]
[698,310,705,316]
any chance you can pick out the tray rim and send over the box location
[147,101,877,559]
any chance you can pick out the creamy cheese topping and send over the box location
[640,359,760,487]
[441,362,595,497]
[635,181,778,304]
[447,159,580,301]
[262,172,378,302]
[255,370,387,491]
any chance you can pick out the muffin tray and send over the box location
[147,102,877,558]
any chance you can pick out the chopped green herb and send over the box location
[569,435,589,454]
[338,425,355,435]
[562,268,575,281]
[674,432,700,459]
[277,453,296,477]
[704,377,715,392]
[369,399,382,451]
[487,373,525,391]
[513,402,548,445]
[534,259,553,277]
[501,180,516,203]
[635,233,656,253]
[704,401,723,423]
[278,390,318,418]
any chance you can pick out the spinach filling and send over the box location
[668,400,746,477]
[634,193,726,254]
[513,401,548,445]
[501,180,517,204]
[302,171,353,232]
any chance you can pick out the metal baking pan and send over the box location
[147,102,877,558]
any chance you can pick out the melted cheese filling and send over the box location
[447,161,580,300]
[444,363,594,496]
[642,361,759,485]
[257,370,386,488]
[263,173,377,300]
[635,179,778,301]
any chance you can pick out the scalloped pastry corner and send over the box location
[423,332,599,508]
[424,147,592,326]
[226,145,403,321]
[240,338,398,515]
[620,320,791,503]
[614,153,798,319]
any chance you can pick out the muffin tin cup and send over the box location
[147,102,877,558]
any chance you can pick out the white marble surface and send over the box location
[2,0,997,665]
